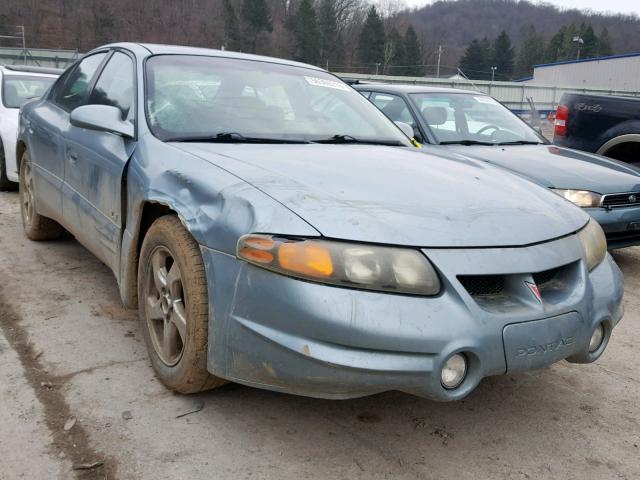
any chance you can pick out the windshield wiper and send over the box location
[165,132,310,144]
[439,140,496,146]
[311,134,405,146]
[495,140,544,145]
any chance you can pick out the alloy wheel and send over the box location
[145,246,187,366]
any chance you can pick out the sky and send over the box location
[401,0,640,15]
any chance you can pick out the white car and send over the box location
[1,66,59,189]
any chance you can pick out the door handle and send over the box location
[68,152,78,165]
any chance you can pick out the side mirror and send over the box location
[70,104,134,138]
[394,121,414,139]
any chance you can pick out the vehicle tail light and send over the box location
[554,105,569,137]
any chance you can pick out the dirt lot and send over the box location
[0,190,639,480]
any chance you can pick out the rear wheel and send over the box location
[0,142,17,191]
[19,152,63,240]
[138,215,226,394]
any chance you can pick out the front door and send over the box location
[62,51,137,272]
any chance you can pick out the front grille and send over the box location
[533,266,562,287]
[458,275,504,296]
[601,192,640,208]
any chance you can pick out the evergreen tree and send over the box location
[403,25,423,76]
[546,25,566,63]
[318,0,342,69]
[241,0,272,53]
[560,24,579,60]
[597,28,613,56]
[288,0,320,65]
[357,6,385,73]
[222,0,241,51]
[459,38,490,80]
[579,23,598,59]
[515,25,545,78]
[491,30,514,80]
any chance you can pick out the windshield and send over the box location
[145,55,410,145]
[2,75,56,109]
[410,93,543,145]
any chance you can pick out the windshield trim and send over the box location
[143,54,412,146]
[407,91,548,146]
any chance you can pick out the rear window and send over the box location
[2,75,56,109]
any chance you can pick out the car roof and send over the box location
[0,65,61,77]
[353,83,481,95]
[94,42,324,72]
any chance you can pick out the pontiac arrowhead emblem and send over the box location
[525,281,542,303]
[629,194,637,203]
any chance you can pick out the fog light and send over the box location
[441,353,467,390]
[589,324,605,353]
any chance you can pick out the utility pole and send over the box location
[573,36,584,60]
[491,66,497,82]
[375,62,381,75]
[436,45,442,78]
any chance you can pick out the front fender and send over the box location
[118,137,319,307]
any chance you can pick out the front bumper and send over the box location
[586,206,640,249]
[201,235,624,401]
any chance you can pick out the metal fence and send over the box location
[335,73,640,114]
[0,47,80,69]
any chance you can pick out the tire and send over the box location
[19,151,64,241]
[138,214,226,394]
[0,141,17,191]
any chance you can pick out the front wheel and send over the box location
[19,152,63,240]
[138,215,226,394]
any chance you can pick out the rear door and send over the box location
[62,50,137,272]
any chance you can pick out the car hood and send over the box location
[431,144,640,193]
[175,143,588,248]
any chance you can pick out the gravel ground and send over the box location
[0,190,639,480]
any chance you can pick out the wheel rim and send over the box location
[145,246,187,366]
[21,162,35,225]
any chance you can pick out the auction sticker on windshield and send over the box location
[305,76,350,91]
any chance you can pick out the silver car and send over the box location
[17,43,623,401]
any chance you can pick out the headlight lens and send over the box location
[552,189,602,208]
[237,235,441,295]
[577,220,607,271]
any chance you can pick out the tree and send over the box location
[288,0,320,64]
[459,38,490,80]
[241,0,272,53]
[515,25,545,78]
[598,27,613,57]
[357,5,385,73]
[384,27,405,75]
[222,0,241,51]
[560,23,579,61]
[579,23,598,59]
[318,0,343,69]
[491,30,514,80]
[546,25,567,63]
[403,25,423,76]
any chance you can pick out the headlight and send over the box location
[237,235,441,295]
[577,220,607,271]
[552,189,602,208]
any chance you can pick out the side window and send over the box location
[89,52,135,121]
[53,53,108,112]
[370,92,415,126]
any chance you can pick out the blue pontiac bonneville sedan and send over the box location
[17,43,623,401]
[355,84,640,249]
